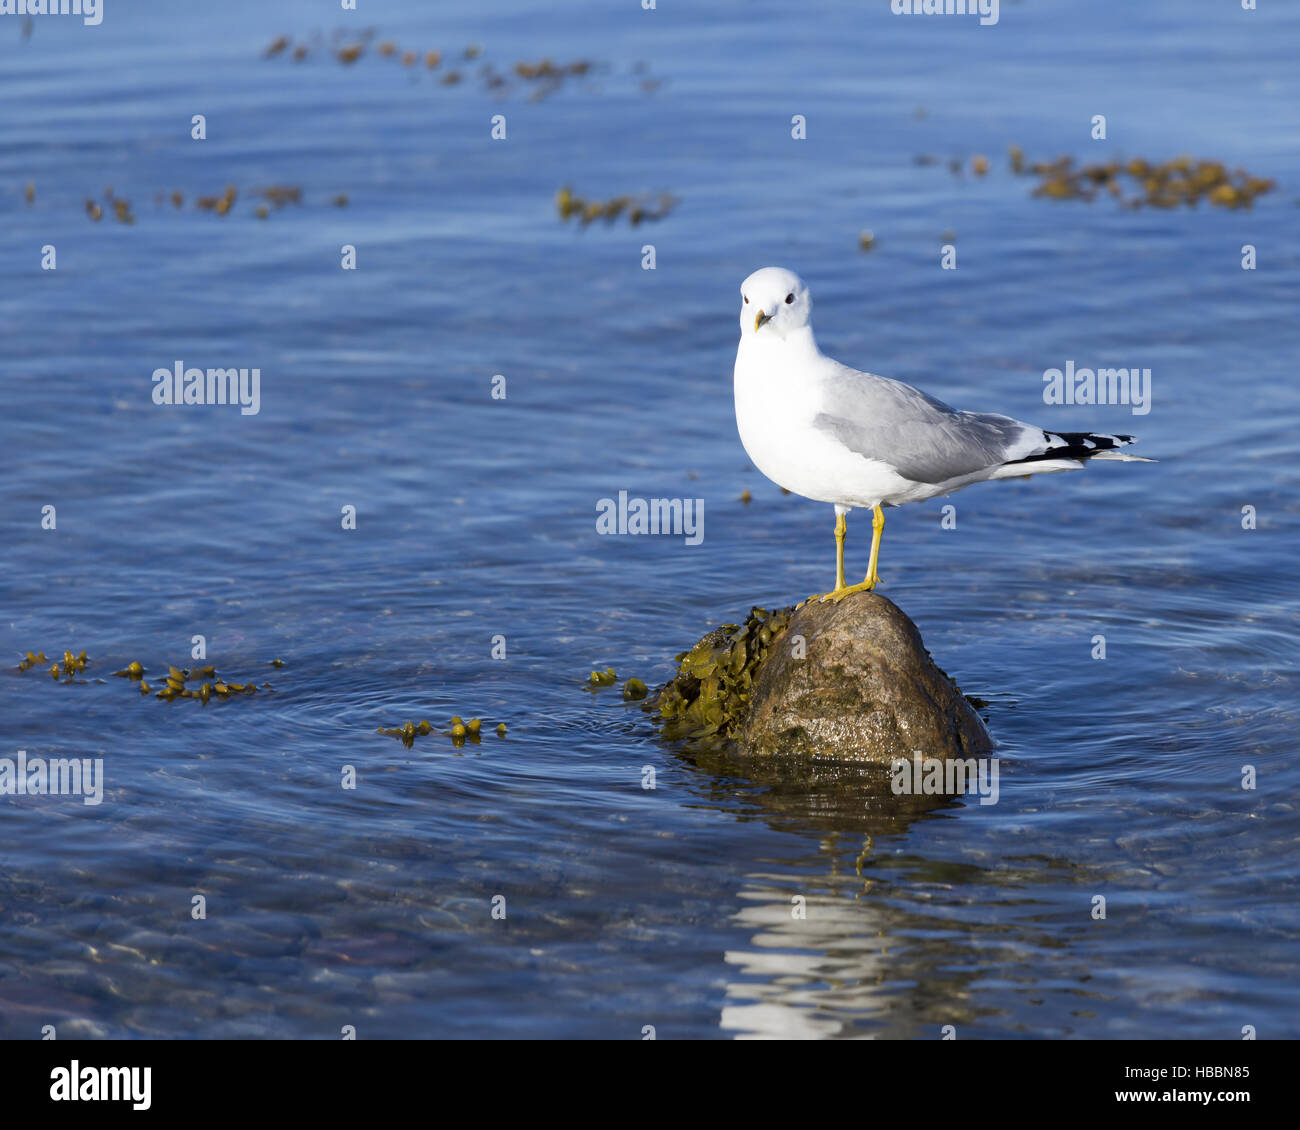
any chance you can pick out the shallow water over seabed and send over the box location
[2,0,1298,1038]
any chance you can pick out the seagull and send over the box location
[733,267,1153,600]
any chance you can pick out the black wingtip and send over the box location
[1008,430,1139,467]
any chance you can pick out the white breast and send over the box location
[733,337,908,509]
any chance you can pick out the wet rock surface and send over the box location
[650,592,990,764]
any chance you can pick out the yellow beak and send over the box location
[755,310,772,332]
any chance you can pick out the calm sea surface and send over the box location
[2,0,1298,1038]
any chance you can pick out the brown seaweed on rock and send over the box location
[648,595,990,765]
[650,605,794,750]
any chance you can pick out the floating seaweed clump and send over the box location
[110,659,272,703]
[556,186,678,227]
[111,660,152,695]
[17,649,88,681]
[378,715,504,749]
[19,650,269,702]
[74,183,332,224]
[149,664,272,704]
[379,712,504,748]
[76,187,135,224]
[1013,149,1276,209]
[586,668,649,699]
[196,185,237,216]
[916,154,987,176]
[513,58,589,80]
[914,144,1277,209]
[262,33,608,101]
[587,667,618,688]
[511,58,592,101]
[650,605,794,749]
[378,719,434,747]
[255,186,301,209]
[266,33,456,73]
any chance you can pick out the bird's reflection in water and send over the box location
[673,746,1015,1039]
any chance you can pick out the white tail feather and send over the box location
[1090,451,1156,462]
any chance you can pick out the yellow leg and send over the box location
[804,510,851,604]
[817,505,884,603]
[864,505,885,589]
[834,510,847,592]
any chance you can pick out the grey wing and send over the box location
[811,365,1043,484]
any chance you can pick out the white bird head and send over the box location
[739,266,811,340]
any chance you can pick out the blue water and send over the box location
[3,0,1298,1039]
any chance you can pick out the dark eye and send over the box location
[743,295,749,304]
[785,293,794,304]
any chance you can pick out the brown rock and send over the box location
[741,592,990,763]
